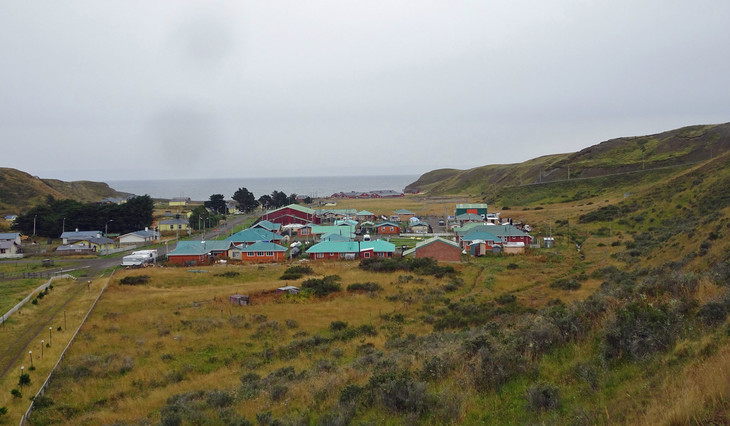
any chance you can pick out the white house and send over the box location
[119,228,160,245]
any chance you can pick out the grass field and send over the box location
[0,276,108,424]
[0,278,47,315]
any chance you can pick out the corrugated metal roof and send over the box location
[403,236,461,256]
[233,241,287,252]
[169,240,233,256]
[456,203,488,209]
[266,204,315,215]
[394,209,414,215]
[0,232,20,240]
[61,230,102,239]
[305,240,395,254]
[226,228,282,243]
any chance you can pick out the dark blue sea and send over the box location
[108,175,420,201]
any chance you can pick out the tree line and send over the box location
[12,195,154,238]
[229,188,311,214]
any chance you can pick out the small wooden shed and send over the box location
[229,294,250,306]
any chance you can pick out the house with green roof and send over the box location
[226,228,284,246]
[298,224,355,240]
[251,220,282,233]
[228,241,287,263]
[376,221,401,235]
[455,203,488,218]
[356,210,376,221]
[168,240,235,265]
[403,237,462,262]
[457,224,531,246]
[305,240,395,260]
[394,209,416,221]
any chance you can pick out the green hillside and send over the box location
[0,168,130,214]
[406,122,730,201]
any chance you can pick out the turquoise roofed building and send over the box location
[305,240,395,260]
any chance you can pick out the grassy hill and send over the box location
[21,150,730,425]
[0,168,130,214]
[406,122,730,201]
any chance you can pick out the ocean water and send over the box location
[108,175,420,201]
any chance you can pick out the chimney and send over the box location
[145,227,149,231]
[75,228,79,232]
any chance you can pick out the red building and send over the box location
[403,237,462,262]
[376,221,401,235]
[261,204,318,225]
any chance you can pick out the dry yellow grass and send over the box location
[0,276,107,425]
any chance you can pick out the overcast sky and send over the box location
[2,1,729,181]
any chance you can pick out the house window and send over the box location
[257,252,264,256]
[364,252,371,258]
[266,252,273,256]
[0,249,5,254]
[330,253,334,256]
[169,225,174,230]
[247,252,254,257]
[377,252,384,257]
[178,225,182,229]
[317,253,324,258]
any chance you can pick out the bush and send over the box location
[302,275,341,297]
[697,301,728,326]
[330,321,348,331]
[280,265,314,280]
[603,301,682,360]
[550,278,581,290]
[339,384,364,406]
[270,384,289,401]
[239,373,262,399]
[0,406,7,416]
[507,263,519,270]
[11,389,22,398]
[120,275,150,285]
[347,282,383,292]
[213,271,239,278]
[495,294,516,305]
[32,395,54,409]
[526,383,560,411]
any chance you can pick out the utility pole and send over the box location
[33,215,37,236]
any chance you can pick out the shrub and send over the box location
[369,370,429,414]
[0,406,7,416]
[285,319,299,329]
[697,301,728,326]
[347,282,383,292]
[18,373,30,387]
[280,265,314,280]
[32,395,54,409]
[32,298,38,305]
[550,278,581,290]
[213,271,239,278]
[11,389,22,398]
[270,384,289,401]
[603,301,682,360]
[339,384,364,406]
[120,275,150,285]
[302,275,341,297]
[507,263,519,270]
[526,383,560,411]
[330,321,348,331]
[206,390,234,408]
[239,373,262,399]
[495,294,516,305]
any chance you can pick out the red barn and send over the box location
[261,204,318,225]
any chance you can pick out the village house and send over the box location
[454,203,488,219]
[167,240,234,265]
[60,230,103,244]
[394,209,416,221]
[169,197,191,207]
[0,232,22,258]
[251,220,282,233]
[261,204,317,225]
[228,241,287,263]
[118,228,160,245]
[225,228,284,247]
[459,231,502,250]
[376,221,401,235]
[409,220,430,234]
[305,240,396,260]
[298,224,355,240]
[356,210,376,221]
[456,224,532,246]
[403,237,463,262]
[158,218,189,233]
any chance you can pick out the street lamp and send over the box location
[49,327,53,346]
[41,340,44,358]
[62,217,66,234]
[29,351,33,368]
[33,215,37,236]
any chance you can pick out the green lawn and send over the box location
[0,277,47,314]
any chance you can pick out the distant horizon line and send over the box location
[105,173,421,183]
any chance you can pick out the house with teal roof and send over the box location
[251,220,282,233]
[168,240,234,265]
[356,210,376,221]
[228,241,287,263]
[226,228,284,246]
[305,240,395,260]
